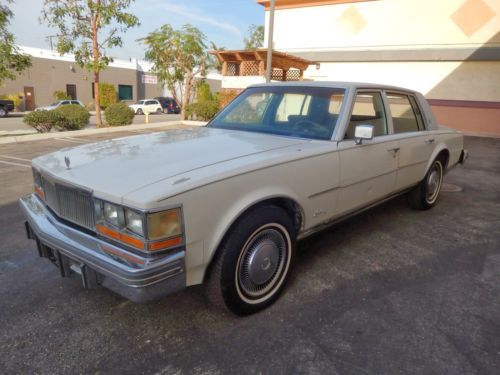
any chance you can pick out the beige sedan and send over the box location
[21,82,467,315]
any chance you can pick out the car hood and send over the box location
[33,127,307,203]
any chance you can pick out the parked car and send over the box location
[36,100,84,111]
[128,99,163,115]
[155,96,180,114]
[20,82,467,315]
[0,99,15,117]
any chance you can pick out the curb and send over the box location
[0,120,207,145]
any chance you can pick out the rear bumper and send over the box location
[19,194,186,302]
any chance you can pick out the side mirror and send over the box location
[354,124,374,145]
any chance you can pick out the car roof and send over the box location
[249,81,418,94]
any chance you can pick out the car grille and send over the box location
[42,176,95,229]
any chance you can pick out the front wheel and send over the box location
[206,206,296,315]
[408,158,444,210]
[136,108,143,115]
[0,107,7,117]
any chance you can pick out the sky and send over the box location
[8,0,264,60]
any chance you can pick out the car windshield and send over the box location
[208,86,346,140]
[49,102,60,106]
[136,100,144,104]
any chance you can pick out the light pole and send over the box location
[265,0,276,83]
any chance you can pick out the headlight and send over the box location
[103,202,123,227]
[32,168,45,199]
[94,199,183,253]
[147,208,182,240]
[125,209,144,236]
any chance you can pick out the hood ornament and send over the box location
[64,156,71,170]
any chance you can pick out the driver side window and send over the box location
[345,92,388,139]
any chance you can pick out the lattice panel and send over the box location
[240,61,260,76]
[226,63,239,76]
[270,69,302,81]
[286,69,301,81]
[271,69,284,81]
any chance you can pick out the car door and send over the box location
[336,90,400,215]
[385,92,435,191]
[147,100,158,113]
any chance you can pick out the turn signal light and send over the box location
[35,186,45,200]
[147,236,182,252]
[96,225,182,252]
[96,224,146,251]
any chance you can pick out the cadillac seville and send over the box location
[20,82,467,315]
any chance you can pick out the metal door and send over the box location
[24,86,35,111]
[66,84,77,100]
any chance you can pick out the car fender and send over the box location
[203,186,304,278]
[424,141,449,174]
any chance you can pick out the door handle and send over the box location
[425,138,435,144]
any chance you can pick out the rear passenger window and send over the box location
[345,92,387,139]
[387,94,424,133]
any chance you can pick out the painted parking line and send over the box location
[0,159,31,169]
[0,154,32,162]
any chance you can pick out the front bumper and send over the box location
[19,194,186,302]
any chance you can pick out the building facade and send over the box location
[258,0,500,136]
[0,46,164,110]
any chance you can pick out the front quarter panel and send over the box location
[155,146,340,285]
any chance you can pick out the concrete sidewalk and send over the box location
[0,120,206,144]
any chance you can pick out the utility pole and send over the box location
[265,0,276,83]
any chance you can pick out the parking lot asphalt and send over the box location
[0,132,499,374]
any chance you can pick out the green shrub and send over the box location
[186,100,220,121]
[98,83,117,109]
[23,110,65,133]
[53,105,90,130]
[105,102,134,126]
[196,82,214,103]
[53,90,70,101]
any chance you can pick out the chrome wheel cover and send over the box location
[426,161,443,204]
[235,223,291,304]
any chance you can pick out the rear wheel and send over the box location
[156,108,162,114]
[409,158,444,210]
[206,205,296,315]
[136,108,143,115]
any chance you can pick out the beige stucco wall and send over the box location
[0,56,163,109]
[304,60,500,102]
[266,0,500,51]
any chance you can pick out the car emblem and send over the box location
[64,156,71,170]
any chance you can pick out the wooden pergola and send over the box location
[210,49,316,81]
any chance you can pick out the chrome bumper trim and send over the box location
[19,194,186,302]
